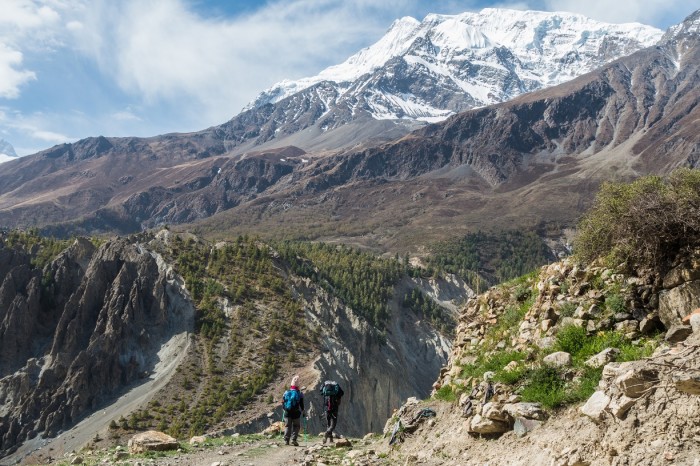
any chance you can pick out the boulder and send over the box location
[262,421,284,436]
[560,317,584,328]
[662,267,700,289]
[580,391,610,422]
[665,325,693,343]
[585,348,620,369]
[690,314,700,334]
[513,417,542,437]
[189,435,207,445]
[543,351,572,367]
[468,414,510,434]
[600,362,635,389]
[482,402,511,422]
[503,402,546,421]
[681,308,700,325]
[672,372,700,395]
[334,438,352,448]
[608,395,636,419]
[615,368,659,398]
[537,337,556,349]
[128,431,178,454]
[639,315,662,334]
[614,320,638,333]
[658,281,700,328]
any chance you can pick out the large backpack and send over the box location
[321,381,340,397]
[283,389,301,415]
[321,381,342,410]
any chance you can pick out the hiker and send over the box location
[282,375,305,446]
[320,380,344,443]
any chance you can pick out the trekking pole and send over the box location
[303,416,308,443]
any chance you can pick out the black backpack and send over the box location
[321,381,342,410]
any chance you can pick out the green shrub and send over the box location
[605,293,626,314]
[554,325,588,356]
[558,302,577,317]
[569,366,604,402]
[574,168,700,269]
[520,366,567,409]
[433,384,457,402]
[460,350,526,380]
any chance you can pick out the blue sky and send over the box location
[0,0,693,156]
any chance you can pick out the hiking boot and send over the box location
[292,440,299,446]
[284,439,289,445]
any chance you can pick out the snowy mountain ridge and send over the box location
[244,8,662,124]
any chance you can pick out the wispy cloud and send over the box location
[543,0,689,26]
[0,44,36,98]
[73,0,413,122]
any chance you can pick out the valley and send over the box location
[1,5,700,466]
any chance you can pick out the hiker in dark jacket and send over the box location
[282,375,305,446]
[320,380,344,443]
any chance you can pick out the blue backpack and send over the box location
[283,389,301,413]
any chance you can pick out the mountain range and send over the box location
[0,9,697,253]
[2,7,700,464]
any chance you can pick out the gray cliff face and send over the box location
[292,276,455,436]
[0,236,193,457]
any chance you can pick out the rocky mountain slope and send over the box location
[372,248,700,465]
[0,231,468,464]
[0,9,687,249]
[190,8,700,249]
[243,8,660,150]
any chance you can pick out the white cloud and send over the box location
[0,44,36,98]
[73,0,414,122]
[32,129,70,142]
[543,0,689,25]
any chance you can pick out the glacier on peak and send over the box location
[244,8,662,115]
[234,6,667,144]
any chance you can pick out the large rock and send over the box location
[608,395,636,419]
[658,281,700,328]
[482,403,511,422]
[513,417,542,437]
[672,372,700,395]
[665,325,693,343]
[128,431,179,454]
[580,391,610,422]
[585,348,620,369]
[662,266,700,289]
[468,414,511,434]
[503,403,546,421]
[615,368,659,398]
[543,351,572,367]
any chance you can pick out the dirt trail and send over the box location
[149,438,318,466]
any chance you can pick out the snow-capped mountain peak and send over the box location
[0,139,18,164]
[232,8,664,154]
[245,8,662,116]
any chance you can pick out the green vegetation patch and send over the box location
[276,241,404,329]
[575,168,700,270]
[427,230,554,291]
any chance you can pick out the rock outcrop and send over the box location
[0,234,194,458]
[381,250,700,465]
